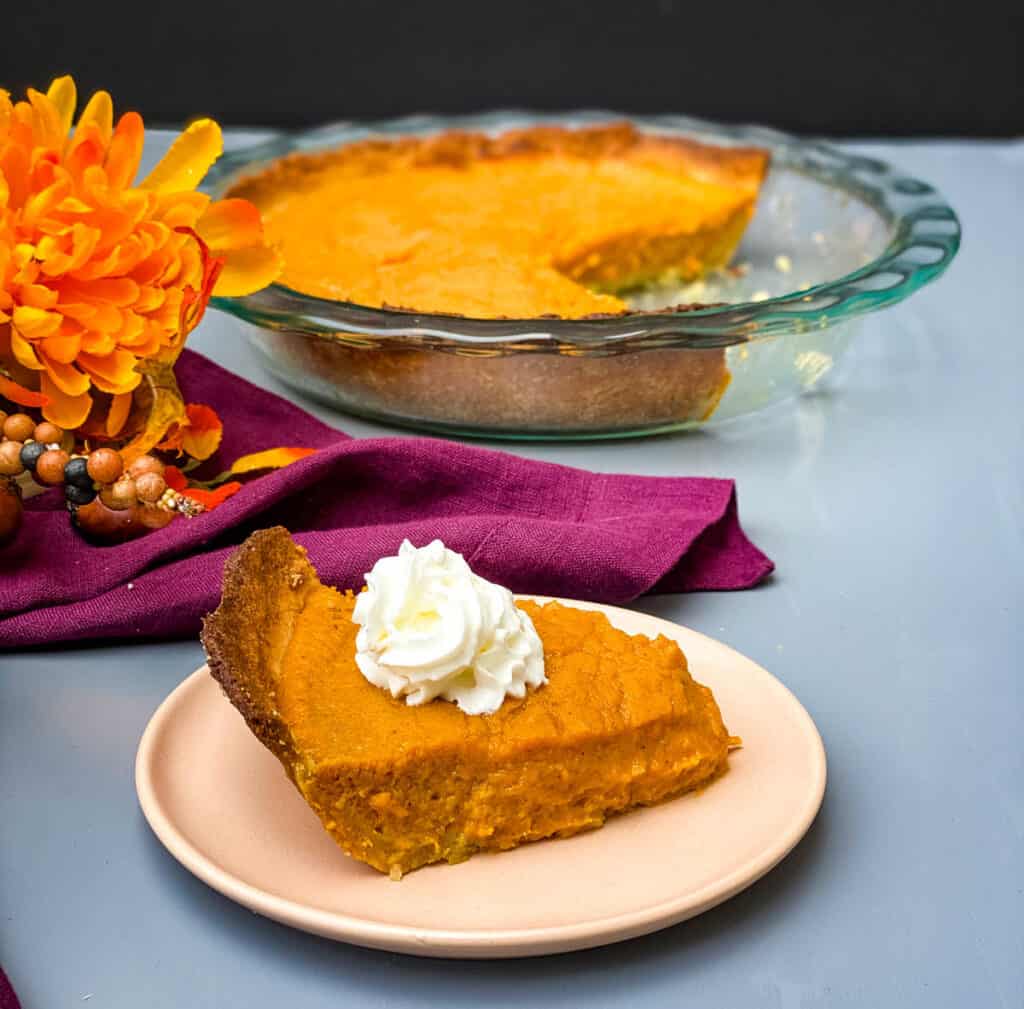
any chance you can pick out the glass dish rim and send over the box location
[205,109,961,351]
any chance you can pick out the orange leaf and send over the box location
[0,373,49,407]
[117,358,186,464]
[180,402,222,460]
[228,446,315,475]
[163,464,188,492]
[183,481,241,510]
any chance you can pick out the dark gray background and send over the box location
[8,0,1023,135]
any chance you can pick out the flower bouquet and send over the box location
[0,76,302,546]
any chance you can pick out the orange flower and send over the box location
[0,76,282,430]
[158,401,223,460]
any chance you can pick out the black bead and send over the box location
[65,482,97,506]
[19,441,46,473]
[64,456,94,490]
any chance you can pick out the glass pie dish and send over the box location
[205,111,960,440]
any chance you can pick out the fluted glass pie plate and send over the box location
[205,111,960,440]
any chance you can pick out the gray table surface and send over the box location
[2,133,1022,1009]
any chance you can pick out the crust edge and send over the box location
[201,527,319,772]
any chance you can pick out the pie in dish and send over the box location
[228,123,769,319]
[202,528,735,877]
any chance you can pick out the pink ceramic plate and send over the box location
[136,597,826,958]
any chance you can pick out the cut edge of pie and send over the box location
[228,122,770,320]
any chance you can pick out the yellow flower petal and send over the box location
[41,357,91,397]
[26,88,63,149]
[104,111,144,189]
[212,244,284,297]
[76,90,113,145]
[22,176,72,227]
[141,118,222,194]
[153,190,210,226]
[81,329,117,356]
[13,305,65,339]
[9,326,44,370]
[42,333,83,364]
[196,198,264,252]
[62,276,140,307]
[19,284,60,310]
[65,132,105,182]
[76,350,142,394]
[106,391,134,437]
[46,76,77,138]
[40,372,93,429]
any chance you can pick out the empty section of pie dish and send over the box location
[205,111,960,439]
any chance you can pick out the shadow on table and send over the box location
[141,793,831,1002]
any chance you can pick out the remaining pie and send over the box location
[228,123,769,319]
[202,527,735,877]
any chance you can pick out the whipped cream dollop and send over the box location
[352,540,546,715]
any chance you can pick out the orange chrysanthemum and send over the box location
[0,76,282,430]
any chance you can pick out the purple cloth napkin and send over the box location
[0,968,18,1009]
[0,350,772,648]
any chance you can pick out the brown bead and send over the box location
[71,498,145,543]
[33,421,63,446]
[135,472,167,503]
[87,447,124,484]
[0,411,6,430]
[35,448,70,486]
[3,413,35,442]
[138,504,174,529]
[100,476,138,511]
[0,441,25,477]
[128,454,165,479]
[0,478,23,548]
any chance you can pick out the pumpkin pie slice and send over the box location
[202,527,734,877]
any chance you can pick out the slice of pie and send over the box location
[202,527,735,877]
[228,123,769,319]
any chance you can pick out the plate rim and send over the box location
[136,596,827,957]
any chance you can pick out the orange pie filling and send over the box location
[229,123,769,320]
